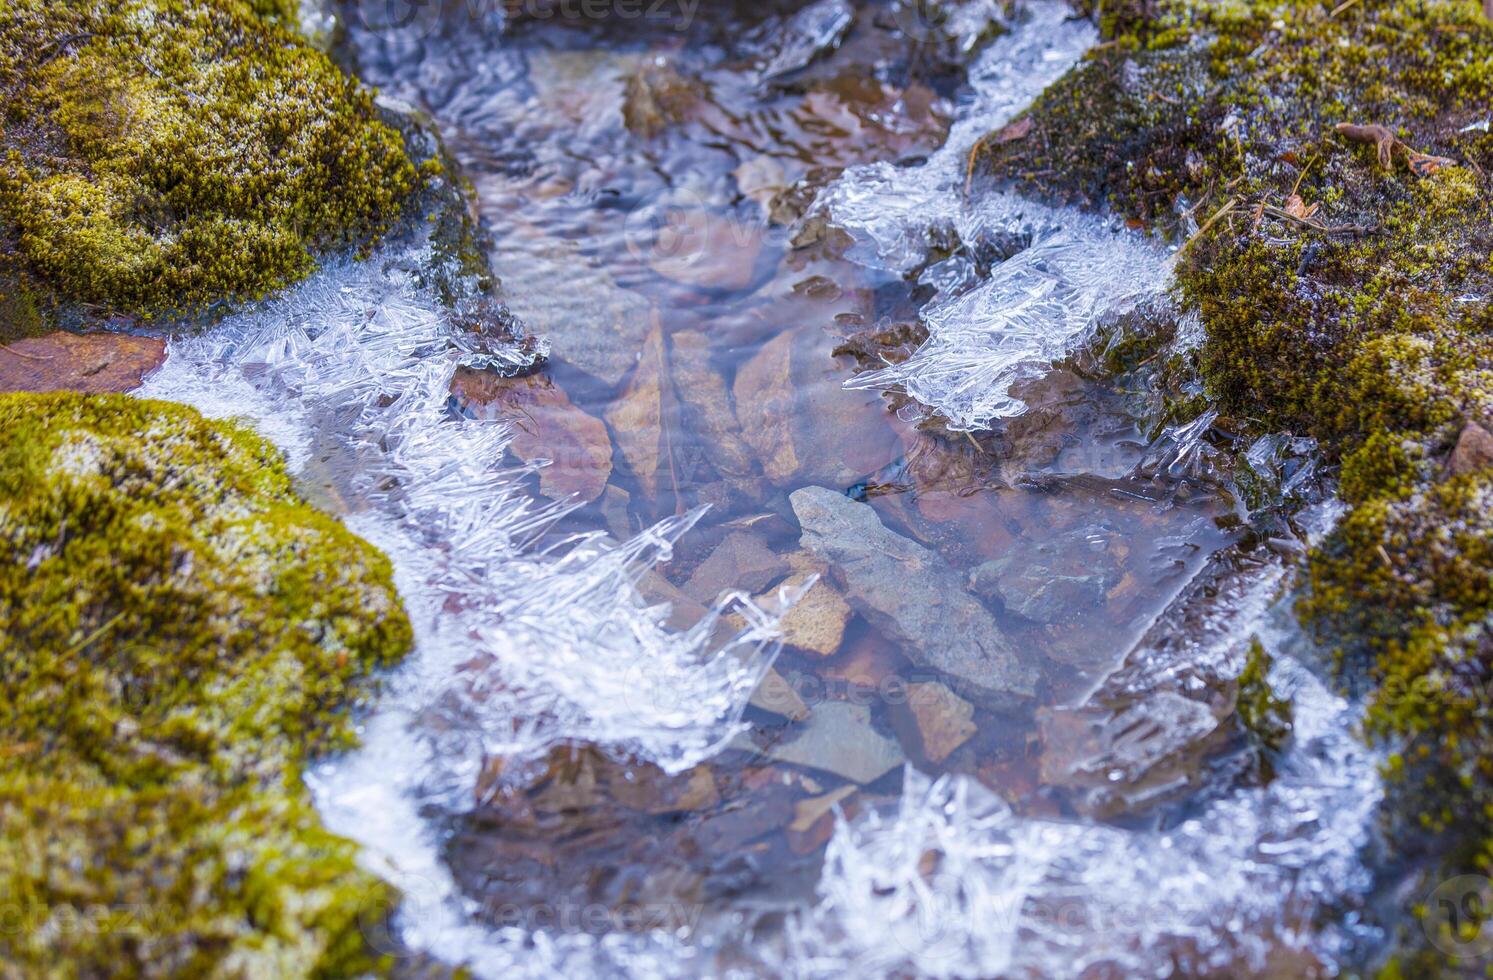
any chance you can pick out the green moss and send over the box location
[1237,638,1293,761]
[0,0,417,323]
[978,0,1493,966]
[0,392,413,975]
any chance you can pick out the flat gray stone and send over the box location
[741,701,904,784]
[790,486,1038,710]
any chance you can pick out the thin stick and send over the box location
[0,344,52,361]
[1178,196,1237,254]
[963,135,989,202]
[1290,153,1318,197]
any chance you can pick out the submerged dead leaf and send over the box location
[450,367,613,503]
[605,321,670,498]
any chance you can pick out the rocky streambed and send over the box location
[3,0,1492,977]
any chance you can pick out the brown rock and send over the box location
[609,764,720,815]
[905,681,977,764]
[1447,420,1493,477]
[598,484,633,541]
[669,330,756,478]
[622,60,703,137]
[683,530,790,603]
[605,322,671,498]
[733,329,799,481]
[1037,691,1231,818]
[0,332,166,394]
[763,569,851,657]
[733,155,789,211]
[450,367,613,503]
[635,566,712,631]
[818,631,904,690]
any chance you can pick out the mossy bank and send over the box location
[975,0,1493,969]
[0,393,413,975]
[0,0,418,333]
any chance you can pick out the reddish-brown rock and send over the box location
[0,332,166,394]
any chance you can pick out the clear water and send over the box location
[138,1,1385,975]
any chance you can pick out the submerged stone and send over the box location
[738,700,905,785]
[903,680,978,764]
[790,486,1037,709]
[683,530,790,604]
[0,392,412,973]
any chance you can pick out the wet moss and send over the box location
[977,0,1493,966]
[0,392,413,975]
[1237,638,1293,755]
[0,0,417,325]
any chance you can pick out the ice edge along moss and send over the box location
[974,0,1493,972]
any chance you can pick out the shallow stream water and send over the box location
[141,0,1386,975]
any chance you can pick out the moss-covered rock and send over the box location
[975,0,1493,968]
[0,392,413,975]
[0,0,417,331]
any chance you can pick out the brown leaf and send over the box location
[1405,148,1456,177]
[450,367,613,503]
[605,322,670,498]
[993,115,1033,144]
[669,330,756,478]
[0,332,165,394]
[789,784,856,833]
[1334,122,1395,169]
[906,681,978,763]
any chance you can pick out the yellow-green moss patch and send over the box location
[0,0,417,326]
[0,392,413,975]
